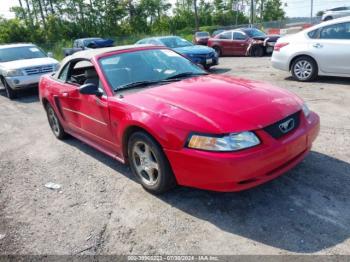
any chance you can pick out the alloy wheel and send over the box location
[132,141,160,186]
[294,60,313,81]
[47,106,61,137]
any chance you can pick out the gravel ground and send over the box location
[0,57,349,255]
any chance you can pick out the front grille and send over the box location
[196,53,214,59]
[24,65,54,75]
[263,111,301,139]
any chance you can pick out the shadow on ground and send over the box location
[0,88,39,103]
[285,76,350,85]
[63,136,350,253]
[209,68,231,74]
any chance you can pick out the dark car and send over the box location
[63,37,114,57]
[193,31,210,45]
[208,28,280,57]
[136,36,219,69]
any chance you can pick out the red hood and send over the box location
[119,75,303,133]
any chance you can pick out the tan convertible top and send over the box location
[64,44,155,62]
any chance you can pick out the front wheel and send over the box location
[213,46,221,57]
[1,78,17,100]
[45,103,67,139]
[291,56,318,82]
[128,132,176,194]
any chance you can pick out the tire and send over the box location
[213,46,221,57]
[324,16,333,21]
[1,77,17,100]
[204,65,211,70]
[291,56,318,82]
[251,46,264,57]
[45,103,67,140]
[128,131,176,194]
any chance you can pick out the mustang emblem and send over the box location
[279,118,295,133]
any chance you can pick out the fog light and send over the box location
[14,79,20,85]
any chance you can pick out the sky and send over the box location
[0,0,349,19]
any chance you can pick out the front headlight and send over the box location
[6,69,24,77]
[187,131,260,152]
[302,103,310,117]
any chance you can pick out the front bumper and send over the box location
[165,112,320,192]
[5,74,47,90]
[188,55,219,68]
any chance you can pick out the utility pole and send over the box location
[310,0,314,23]
[250,0,254,26]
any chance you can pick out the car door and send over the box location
[232,31,249,55]
[309,22,350,74]
[216,31,234,55]
[57,60,116,151]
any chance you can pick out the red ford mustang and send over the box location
[39,45,320,194]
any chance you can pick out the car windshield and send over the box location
[243,28,266,38]
[159,37,193,48]
[196,32,209,37]
[0,46,47,62]
[99,49,206,92]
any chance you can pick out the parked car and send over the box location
[0,43,59,99]
[322,6,350,21]
[63,37,114,57]
[39,45,320,194]
[272,16,350,82]
[193,31,210,45]
[208,28,280,57]
[136,36,218,69]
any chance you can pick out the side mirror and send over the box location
[79,83,103,97]
[47,52,53,58]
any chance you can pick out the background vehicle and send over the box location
[63,37,114,57]
[272,17,350,81]
[208,28,280,57]
[322,7,350,21]
[193,31,210,45]
[0,43,59,99]
[136,36,218,69]
[39,45,319,194]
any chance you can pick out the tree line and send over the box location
[0,0,285,44]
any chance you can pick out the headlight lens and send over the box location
[187,131,260,152]
[302,103,310,117]
[6,69,24,77]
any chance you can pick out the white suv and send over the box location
[0,44,59,99]
[271,16,350,81]
[322,6,350,21]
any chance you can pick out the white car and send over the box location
[322,6,350,21]
[271,16,350,81]
[0,44,59,99]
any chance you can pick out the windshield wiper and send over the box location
[165,72,208,80]
[115,78,181,91]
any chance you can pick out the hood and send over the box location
[174,45,214,55]
[0,57,59,70]
[120,75,303,133]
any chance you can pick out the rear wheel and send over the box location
[45,103,67,139]
[291,56,318,82]
[1,77,17,100]
[324,16,333,21]
[128,131,176,194]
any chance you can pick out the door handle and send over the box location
[313,43,323,48]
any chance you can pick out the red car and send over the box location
[208,28,280,57]
[39,45,320,194]
[193,31,210,45]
